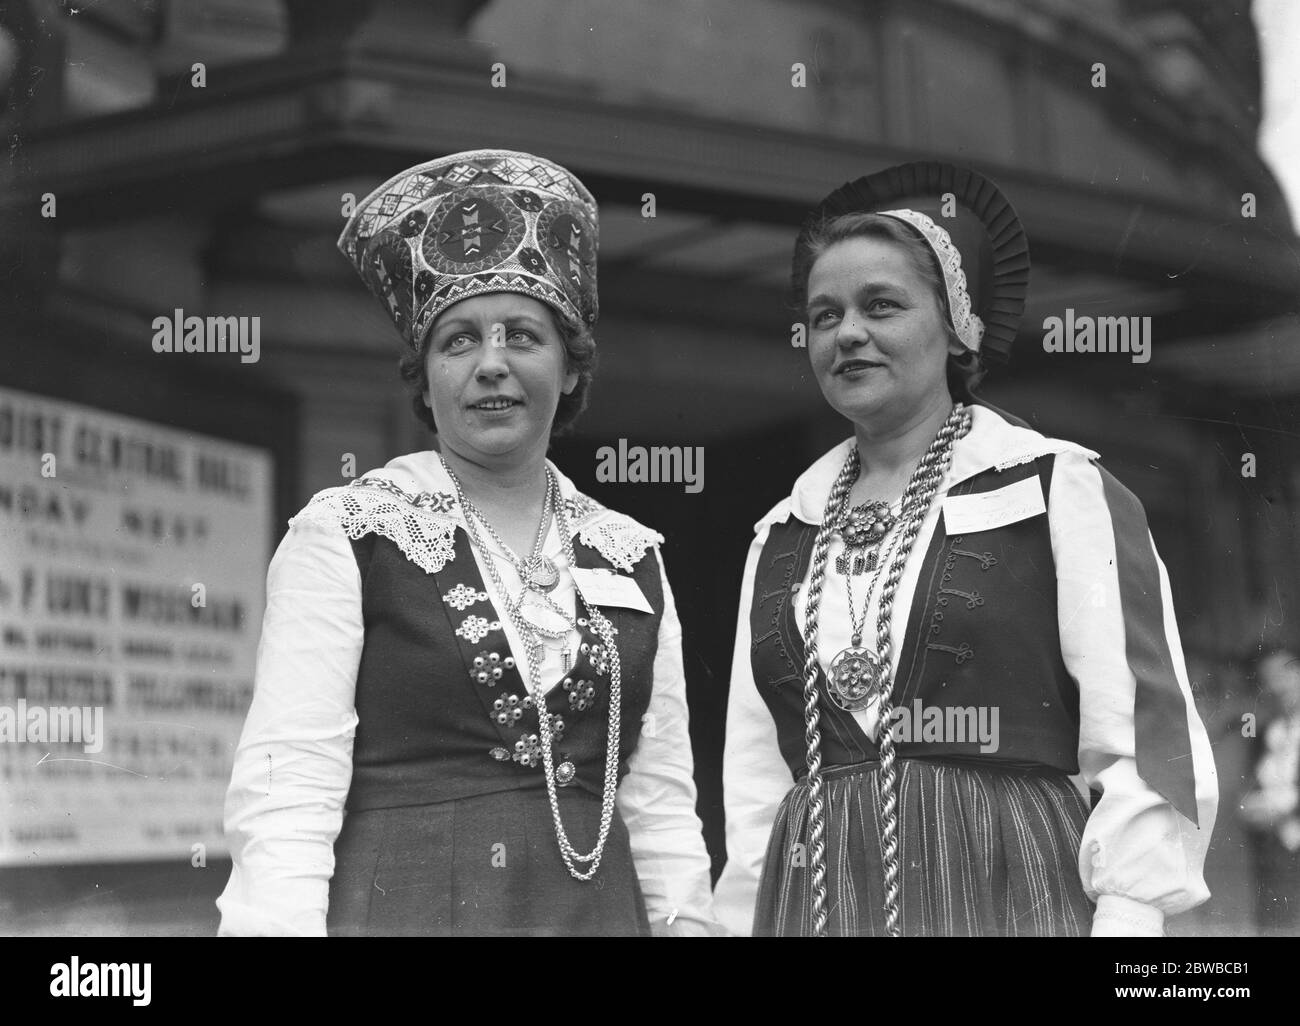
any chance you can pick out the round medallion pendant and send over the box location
[556,760,576,786]
[827,646,884,711]
[526,556,560,593]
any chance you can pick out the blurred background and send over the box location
[0,0,1298,936]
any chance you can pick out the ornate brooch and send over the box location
[836,501,896,576]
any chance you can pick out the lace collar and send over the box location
[290,450,663,575]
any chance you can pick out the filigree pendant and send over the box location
[827,645,884,712]
[525,556,560,593]
[834,550,878,576]
[835,502,892,577]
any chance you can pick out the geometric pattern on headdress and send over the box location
[337,149,599,349]
[797,162,1029,365]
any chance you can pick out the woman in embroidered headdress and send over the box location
[713,162,1218,937]
[215,150,715,936]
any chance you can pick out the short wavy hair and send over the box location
[398,307,598,438]
[792,211,985,402]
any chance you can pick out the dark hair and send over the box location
[398,304,598,438]
[792,211,985,402]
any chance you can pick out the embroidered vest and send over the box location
[293,480,665,812]
[749,457,1080,779]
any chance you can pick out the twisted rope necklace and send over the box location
[799,402,971,936]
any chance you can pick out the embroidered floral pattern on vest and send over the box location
[455,615,501,644]
[462,591,616,776]
[400,512,654,783]
[564,676,598,711]
[444,583,489,610]
[490,693,527,727]
[468,649,515,686]
[512,733,542,767]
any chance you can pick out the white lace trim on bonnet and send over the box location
[878,208,986,353]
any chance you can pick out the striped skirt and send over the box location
[755,758,1094,936]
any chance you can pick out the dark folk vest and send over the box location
[344,526,663,811]
[749,456,1081,780]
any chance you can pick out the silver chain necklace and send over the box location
[442,458,622,881]
[842,512,904,655]
[450,466,578,639]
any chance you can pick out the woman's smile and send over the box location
[467,394,525,415]
[833,357,885,378]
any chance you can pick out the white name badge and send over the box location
[942,476,1046,535]
[571,567,654,613]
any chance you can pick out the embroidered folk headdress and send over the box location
[793,162,1030,365]
[338,149,599,349]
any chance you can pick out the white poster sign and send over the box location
[0,387,271,864]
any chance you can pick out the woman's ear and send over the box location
[560,334,585,395]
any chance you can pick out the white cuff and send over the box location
[216,895,327,937]
[1091,894,1165,937]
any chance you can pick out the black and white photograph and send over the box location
[0,0,1297,1006]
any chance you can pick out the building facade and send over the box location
[1,0,1296,935]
